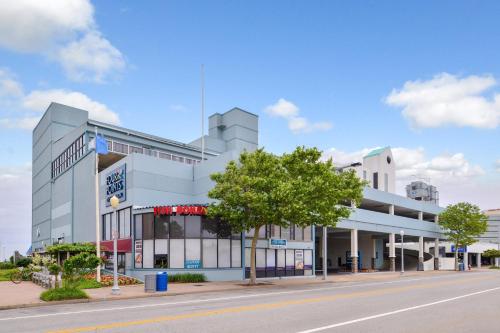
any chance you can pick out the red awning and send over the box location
[99,238,132,253]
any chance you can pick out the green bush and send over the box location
[483,249,500,258]
[489,266,500,270]
[16,258,32,267]
[0,269,16,281]
[40,287,88,301]
[0,262,15,269]
[168,273,207,283]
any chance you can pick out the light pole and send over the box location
[110,195,120,295]
[400,230,405,274]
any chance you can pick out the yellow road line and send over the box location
[47,276,493,333]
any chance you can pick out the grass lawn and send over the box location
[76,278,102,289]
[0,269,16,282]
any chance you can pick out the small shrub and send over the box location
[40,287,88,301]
[0,262,15,270]
[168,273,207,283]
[489,266,500,270]
[16,258,32,268]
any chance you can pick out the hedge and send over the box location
[168,273,207,283]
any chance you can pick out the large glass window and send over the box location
[201,217,217,238]
[155,215,169,239]
[203,239,217,268]
[170,215,185,238]
[185,216,201,238]
[231,240,241,267]
[218,239,231,268]
[142,213,154,240]
[134,214,142,239]
[185,239,201,265]
[170,239,184,268]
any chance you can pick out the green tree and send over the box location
[63,253,101,288]
[208,147,365,285]
[438,202,488,270]
[482,249,500,259]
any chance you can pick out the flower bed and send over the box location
[83,273,141,286]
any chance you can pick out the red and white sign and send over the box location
[154,205,207,216]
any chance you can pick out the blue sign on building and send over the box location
[451,245,467,253]
[106,164,126,206]
[185,260,201,269]
[269,238,287,249]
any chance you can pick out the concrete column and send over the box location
[389,205,395,215]
[477,253,481,268]
[371,238,377,270]
[418,236,424,271]
[418,211,423,221]
[464,250,469,270]
[350,229,358,273]
[434,215,439,223]
[389,233,396,272]
[434,238,440,270]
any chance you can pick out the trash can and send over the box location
[458,263,465,271]
[156,272,168,292]
[144,274,157,293]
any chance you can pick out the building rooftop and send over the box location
[364,146,390,158]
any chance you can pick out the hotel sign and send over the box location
[106,164,126,206]
[269,238,287,249]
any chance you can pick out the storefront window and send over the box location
[154,255,168,268]
[185,216,201,238]
[142,213,154,240]
[170,215,185,238]
[185,239,201,265]
[170,239,184,268]
[202,239,217,268]
[218,239,231,268]
[155,215,169,239]
[134,214,142,239]
[201,217,217,238]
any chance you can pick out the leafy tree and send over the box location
[482,249,500,258]
[208,147,365,284]
[438,202,488,270]
[63,253,101,288]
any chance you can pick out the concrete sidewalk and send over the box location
[0,270,463,310]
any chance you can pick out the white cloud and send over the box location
[0,117,41,130]
[386,73,500,129]
[0,70,120,130]
[322,146,496,209]
[264,98,332,134]
[57,31,125,82]
[0,165,32,260]
[0,0,124,82]
[23,89,120,125]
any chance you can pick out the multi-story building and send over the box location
[406,181,439,205]
[32,104,446,281]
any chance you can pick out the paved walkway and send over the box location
[0,270,463,310]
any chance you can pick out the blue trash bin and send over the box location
[156,272,168,291]
[459,263,465,271]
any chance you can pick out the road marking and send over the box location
[296,286,500,333]
[45,276,492,333]
[0,274,464,322]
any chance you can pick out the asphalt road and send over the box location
[1,271,499,333]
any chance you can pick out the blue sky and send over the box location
[0,1,499,255]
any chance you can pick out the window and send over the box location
[384,173,388,192]
[303,226,312,241]
[185,239,201,264]
[231,240,241,267]
[154,255,168,268]
[51,134,85,178]
[203,239,217,268]
[113,142,128,154]
[218,239,231,268]
[170,216,185,238]
[294,225,303,241]
[202,217,217,238]
[118,208,131,239]
[155,215,169,239]
[130,146,142,154]
[185,216,201,237]
[170,239,184,268]
[363,170,367,180]
[134,215,142,239]
[142,213,154,240]
[159,152,172,160]
[373,172,379,189]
